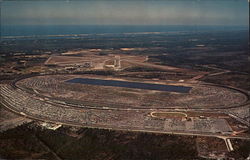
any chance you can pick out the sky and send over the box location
[1,0,249,26]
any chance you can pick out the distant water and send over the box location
[1,25,248,37]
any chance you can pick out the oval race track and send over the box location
[13,74,248,109]
[0,74,249,134]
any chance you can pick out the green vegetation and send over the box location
[0,56,5,63]
[0,124,55,159]
[0,124,200,160]
[229,140,250,159]
[124,66,165,72]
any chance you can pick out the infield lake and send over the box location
[66,78,192,93]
